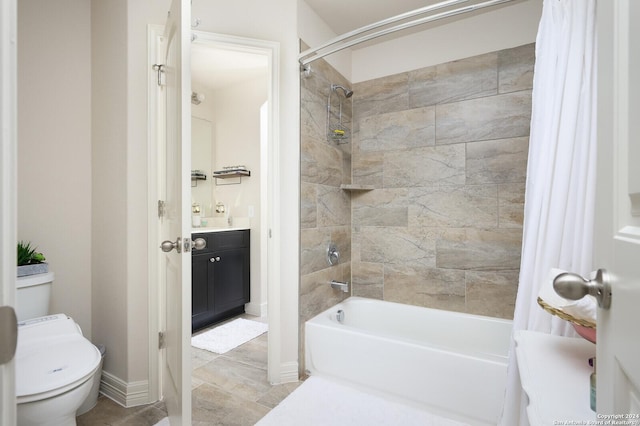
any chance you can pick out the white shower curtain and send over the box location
[500,0,597,424]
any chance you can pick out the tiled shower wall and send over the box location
[299,43,352,373]
[350,43,534,319]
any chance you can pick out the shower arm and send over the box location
[299,0,518,67]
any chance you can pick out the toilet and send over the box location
[16,273,102,426]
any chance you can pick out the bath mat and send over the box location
[256,376,471,426]
[152,418,169,426]
[191,318,268,354]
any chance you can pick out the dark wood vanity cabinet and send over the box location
[191,230,250,331]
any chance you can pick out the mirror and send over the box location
[191,116,214,214]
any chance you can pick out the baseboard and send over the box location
[100,371,150,408]
[279,361,299,383]
[245,301,267,317]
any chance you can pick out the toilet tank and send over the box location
[16,272,54,321]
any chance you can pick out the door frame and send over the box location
[147,27,282,399]
[0,0,18,422]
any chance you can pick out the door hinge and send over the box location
[152,64,165,86]
[158,200,166,219]
[158,331,166,349]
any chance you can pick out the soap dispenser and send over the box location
[192,202,201,227]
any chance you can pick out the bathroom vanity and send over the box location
[191,229,250,331]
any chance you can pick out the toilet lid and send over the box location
[16,334,101,397]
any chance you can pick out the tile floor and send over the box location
[77,316,301,426]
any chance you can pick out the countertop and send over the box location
[515,330,596,425]
[191,217,250,233]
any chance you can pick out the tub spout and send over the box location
[330,280,349,293]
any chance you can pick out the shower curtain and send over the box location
[500,0,597,424]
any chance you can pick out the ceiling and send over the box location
[304,0,445,36]
[191,43,268,92]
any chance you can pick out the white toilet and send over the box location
[16,273,102,426]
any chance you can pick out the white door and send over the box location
[595,0,640,415]
[0,0,18,423]
[160,0,192,424]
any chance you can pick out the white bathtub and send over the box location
[305,297,513,426]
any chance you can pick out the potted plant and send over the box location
[17,241,48,277]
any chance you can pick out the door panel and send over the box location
[595,0,640,415]
[0,0,18,422]
[161,0,191,424]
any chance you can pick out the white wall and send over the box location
[297,0,351,81]
[211,77,266,315]
[351,0,543,82]
[126,0,169,386]
[91,0,169,395]
[91,0,130,383]
[17,0,92,337]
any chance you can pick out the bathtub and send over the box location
[304,297,513,426]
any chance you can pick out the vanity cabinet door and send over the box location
[191,252,216,326]
[212,247,250,313]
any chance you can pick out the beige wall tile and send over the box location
[300,228,332,276]
[358,227,440,268]
[436,228,523,270]
[300,182,317,229]
[408,185,498,228]
[300,137,344,186]
[358,107,435,152]
[498,43,535,94]
[466,136,529,184]
[384,265,466,311]
[436,91,532,145]
[317,185,351,227]
[498,183,526,228]
[352,188,409,227]
[353,72,409,120]
[384,144,466,187]
[465,270,519,318]
[352,261,384,299]
[352,151,383,186]
[409,52,498,107]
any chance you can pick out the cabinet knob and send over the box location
[215,256,221,262]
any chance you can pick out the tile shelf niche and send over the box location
[340,184,374,191]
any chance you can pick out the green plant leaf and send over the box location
[17,241,45,266]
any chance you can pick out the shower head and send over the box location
[331,84,353,98]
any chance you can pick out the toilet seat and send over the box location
[16,314,101,403]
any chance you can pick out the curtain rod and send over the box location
[299,0,470,63]
[299,0,519,67]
